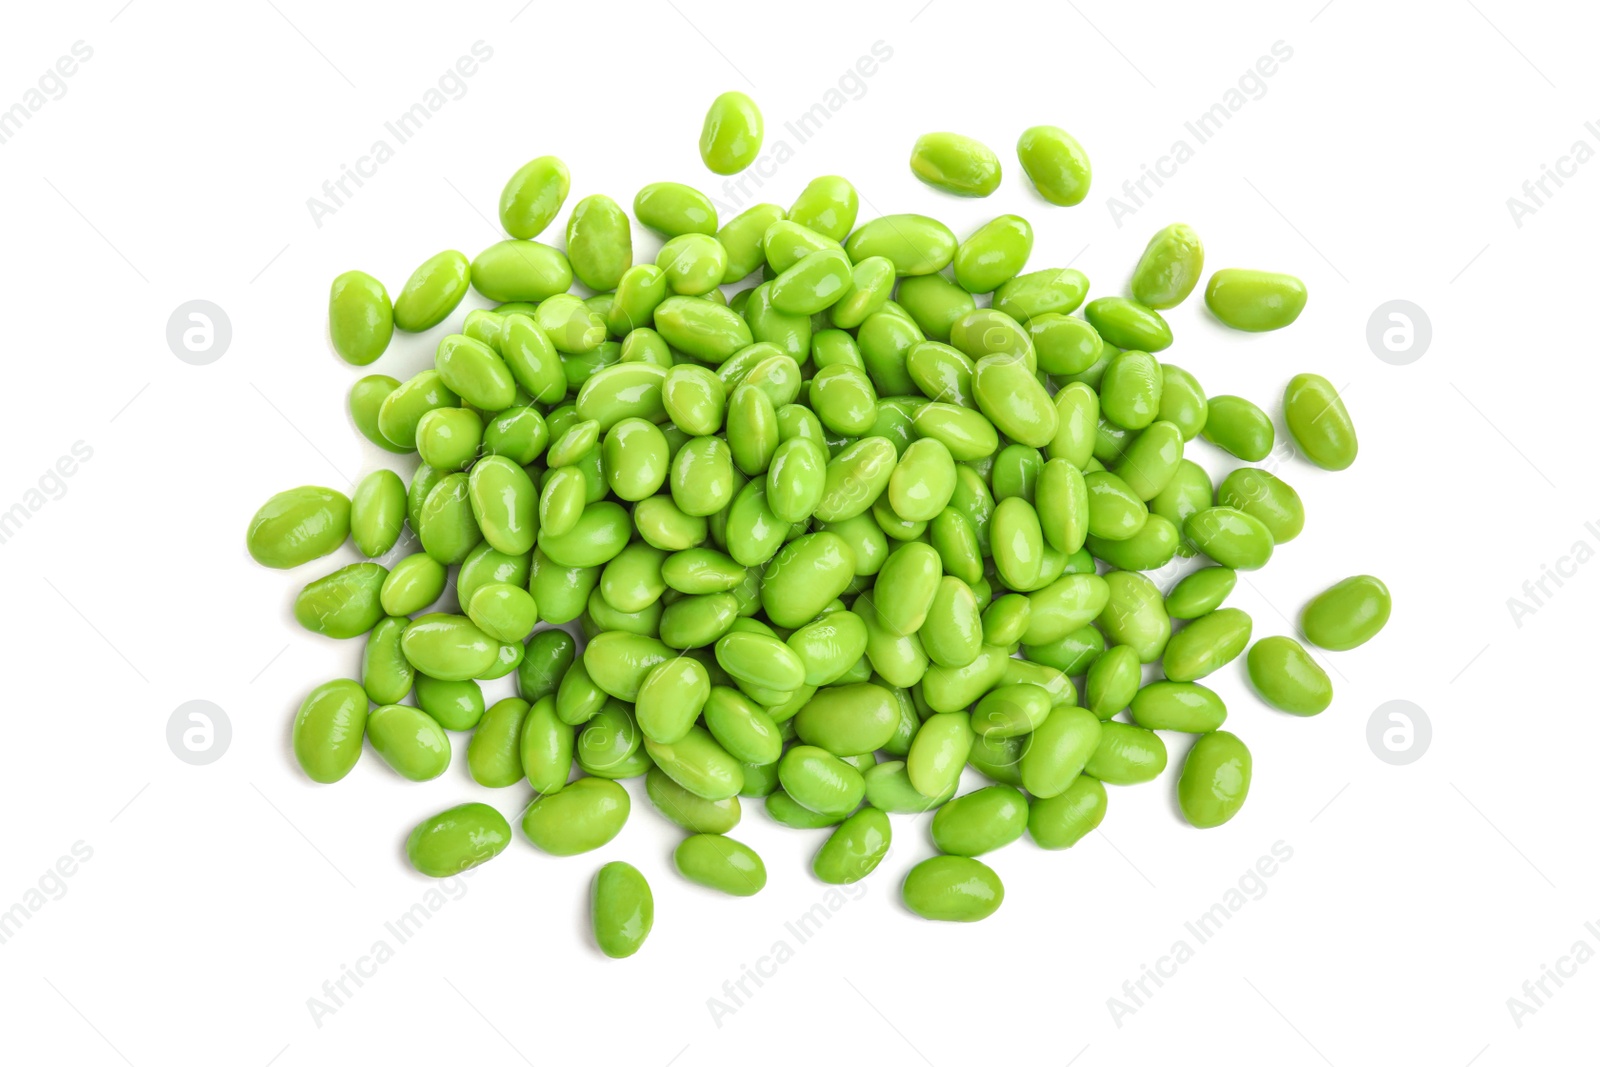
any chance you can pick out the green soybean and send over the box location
[901,855,1003,922]
[1178,731,1252,828]
[328,271,393,365]
[1162,607,1252,682]
[1246,636,1333,715]
[1016,125,1091,206]
[406,802,510,876]
[395,250,470,331]
[566,194,632,290]
[1300,575,1391,651]
[1084,721,1167,784]
[1028,776,1107,849]
[954,214,1032,294]
[295,562,387,639]
[1165,566,1236,619]
[813,807,891,884]
[362,617,414,705]
[635,182,718,237]
[1284,373,1358,471]
[910,132,1001,197]
[1130,223,1204,309]
[247,486,350,570]
[675,833,767,895]
[522,777,630,855]
[467,697,531,787]
[931,785,1028,856]
[1085,297,1171,352]
[646,767,742,833]
[1204,269,1306,332]
[591,861,654,958]
[699,91,764,175]
[368,703,450,781]
[292,679,368,784]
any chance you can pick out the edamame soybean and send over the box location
[910,132,1002,197]
[1301,575,1391,650]
[901,856,1003,922]
[260,115,1397,948]
[1178,731,1252,828]
[592,861,653,958]
[406,803,510,876]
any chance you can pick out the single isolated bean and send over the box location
[1284,372,1358,471]
[1178,731,1252,828]
[1247,636,1333,715]
[406,802,511,876]
[522,777,630,855]
[247,486,350,570]
[394,250,470,332]
[292,679,368,783]
[910,132,1002,197]
[700,91,764,175]
[1016,125,1091,206]
[813,807,891,884]
[1130,223,1204,309]
[592,861,654,958]
[675,833,767,896]
[328,270,393,365]
[1300,575,1391,650]
[901,855,1004,922]
[499,155,570,239]
[1205,269,1307,331]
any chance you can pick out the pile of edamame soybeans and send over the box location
[249,91,1391,956]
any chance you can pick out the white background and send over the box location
[1,0,1594,1063]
